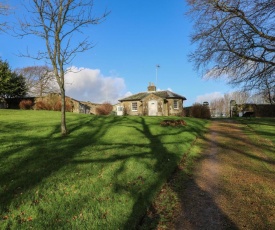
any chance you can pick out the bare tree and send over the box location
[0,1,11,32]
[209,91,250,117]
[187,0,275,96]
[248,93,268,104]
[259,75,275,104]
[16,66,58,97]
[19,0,108,135]
[230,91,250,104]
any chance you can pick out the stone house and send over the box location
[79,101,101,115]
[117,83,186,116]
[34,93,91,114]
[70,98,91,114]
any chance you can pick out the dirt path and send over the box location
[175,119,275,230]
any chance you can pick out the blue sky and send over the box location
[1,0,235,106]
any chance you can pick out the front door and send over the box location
[116,106,124,116]
[148,100,158,116]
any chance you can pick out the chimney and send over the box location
[147,82,156,92]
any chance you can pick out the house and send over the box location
[2,93,111,115]
[70,98,91,114]
[79,101,102,115]
[33,93,92,114]
[117,83,186,116]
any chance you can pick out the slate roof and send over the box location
[119,90,186,101]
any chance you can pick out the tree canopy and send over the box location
[0,59,27,98]
[187,0,275,103]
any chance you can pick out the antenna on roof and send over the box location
[156,64,160,86]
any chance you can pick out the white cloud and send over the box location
[195,92,224,103]
[156,87,173,91]
[122,91,132,98]
[64,66,130,104]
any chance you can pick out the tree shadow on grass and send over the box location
[0,114,213,229]
[65,116,206,229]
[0,115,173,228]
[138,119,240,230]
[0,115,113,215]
[115,117,216,230]
[121,117,180,228]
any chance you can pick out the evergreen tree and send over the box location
[0,59,27,98]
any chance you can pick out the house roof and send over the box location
[119,90,186,102]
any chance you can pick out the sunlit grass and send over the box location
[240,118,275,144]
[220,118,275,229]
[0,110,208,229]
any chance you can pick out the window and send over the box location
[173,100,178,109]
[117,106,123,112]
[132,102,138,111]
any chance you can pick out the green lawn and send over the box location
[0,110,208,229]
[240,117,275,144]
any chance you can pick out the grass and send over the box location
[216,118,275,229]
[141,118,275,229]
[0,110,208,229]
[240,117,275,144]
[139,132,206,229]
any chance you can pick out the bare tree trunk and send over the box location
[60,87,67,136]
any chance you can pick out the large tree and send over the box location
[0,59,27,98]
[187,0,275,101]
[19,0,108,135]
[16,66,58,97]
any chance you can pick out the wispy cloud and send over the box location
[64,66,130,104]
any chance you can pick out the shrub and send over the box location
[19,100,33,110]
[65,98,72,112]
[34,100,51,110]
[53,100,61,111]
[34,97,72,112]
[190,103,211,119]
[54,99,72,112]
[96,102,113,115]
[160,119,187,127]
[123,106,130,115]
[177,110,186,117]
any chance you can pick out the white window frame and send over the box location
[173,100,179,109]
[117,106,123,112]
[132,102,138,111]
